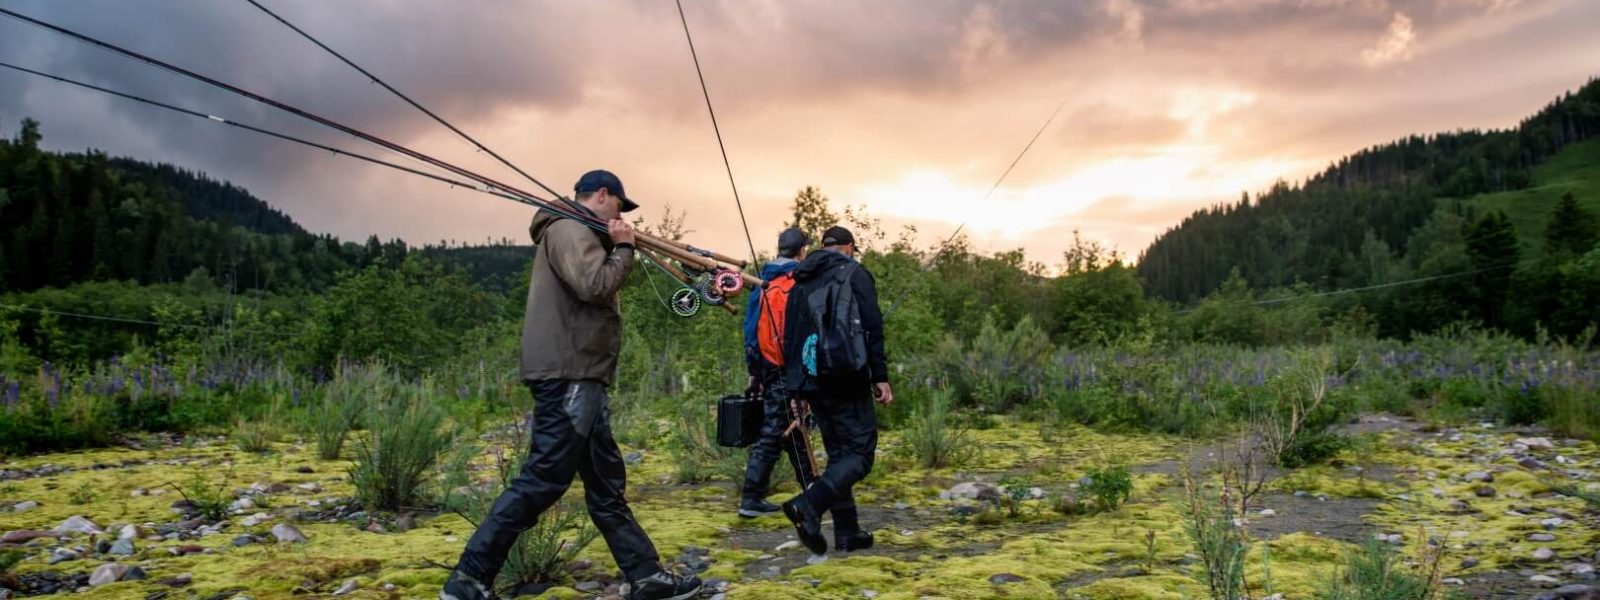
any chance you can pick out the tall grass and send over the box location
[306,362,385,460]
[349,381,458,511]
[1316,538,1455,600]
[1181,465,1248,600]
[903,386,973,469]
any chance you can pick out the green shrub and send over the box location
[349,382,458,511]
[1181,469,1247,600]
[307,362,383,460]
[665,399,738,484]
[232,415,281,453]
[903,387,973,470]
[167,469,232,522]
[1316,539,1455,600]
[1084,465,1133,513]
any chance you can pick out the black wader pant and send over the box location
[741,367,818,504]
[794,380,877,539]
[457,380,662,584]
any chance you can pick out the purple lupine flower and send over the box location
[2,381,17,411]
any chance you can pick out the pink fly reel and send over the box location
[712,269,744,296]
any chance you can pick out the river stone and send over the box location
[1,530,57,544]
[90,564,130,586]
[124,567,148,582]
[1535,548,1557,561]
[54,516,103,535]
[775,541,800,552]
[1545,518,1567,529]
[1533,575,1563,586]
[989,573,1025,584]
[109,539,136,556]
[942,482,1001,501]
[49,548,82,564]
[12,501,39,512]
[270,524,307,544]
[1533,533,1560,542]
[575,581,602,593]
[1464,471,1494,482]
[1519,437,1556,450]
[1462,557,1481,569]
[1476,485,1497,498]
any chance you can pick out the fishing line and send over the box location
[674,0,761,271]
[881,96,1069,317]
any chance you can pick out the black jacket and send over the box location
[782,248,888,391]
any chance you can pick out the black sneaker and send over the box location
[439,571,498,600]
[782,497,828,556]
[836,531,874,552]
[738,498,782,518]
[627,571,702,600]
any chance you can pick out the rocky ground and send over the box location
[1,415,1597,600]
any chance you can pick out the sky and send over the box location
[1,0,1597,268]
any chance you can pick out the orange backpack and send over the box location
[756,273,796,366]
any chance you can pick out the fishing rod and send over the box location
[0,60,744,323]
[0,6,758,287]
[241,0,569,207]
[0,61,631,242]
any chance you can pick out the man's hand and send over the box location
[873,382,893,406]
[608,219,636,246]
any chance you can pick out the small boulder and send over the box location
[989,573,1026,584]
[1535,548,1557,561]
[118,525,139,541]
[1532,533,1560,542]
[1464,471,1494,483]
[1258,509,1277,517]
[1,530,58,544]
[1522,458,1548,470]
[271,524,308,544]
[575,581,602,593]
[1476,486,1497,498]
[124,567,148,582]
[1545,518,1567,529]
[109,539,136,556]
[1462,557,1481,569]
[232,535,256,547]
[89,563,130,586]
[54,516,104,535]
[48,548,82,564]
[1518,437,1556,450]
[11,501,39,513]
[942,482,1001,502]
[1532,575,1562,586]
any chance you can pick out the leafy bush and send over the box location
[349,382,458,511]
[1083,465,1133,513]
[168,469,233,522]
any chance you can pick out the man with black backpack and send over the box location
[780,225,893,560]
[735,227,816,518]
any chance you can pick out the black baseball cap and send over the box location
[777,227,808,253]
[821,226,855,247]
[574,169,639,213]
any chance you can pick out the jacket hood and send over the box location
[529,209,563,244]
[759,257,800,281]
[794,248,854,283]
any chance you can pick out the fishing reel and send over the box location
[712,268,744,296]
[696,278,726,306]
[670,287,701,317]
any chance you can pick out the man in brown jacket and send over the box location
[442,170,701,600]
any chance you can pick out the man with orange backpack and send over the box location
[737,227,815,518]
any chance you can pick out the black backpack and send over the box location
[801,262,868,377]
